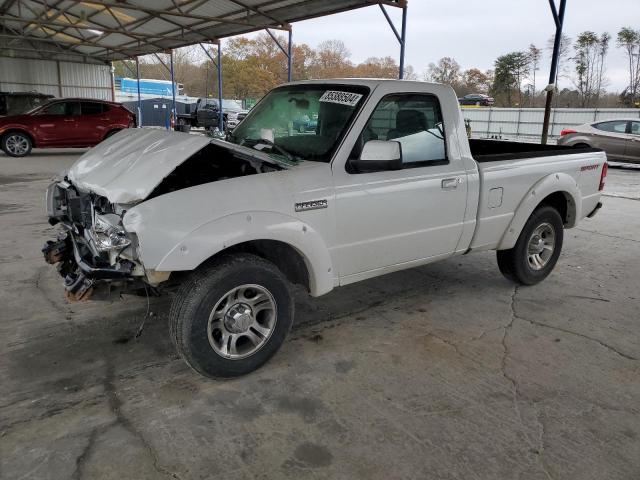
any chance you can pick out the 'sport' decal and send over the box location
[580,164,600,171]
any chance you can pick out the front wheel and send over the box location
[2,132,32,157]
[170,254,294,378]
[497,206,564,285]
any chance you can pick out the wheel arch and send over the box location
[1,128,36,148]
[133,211,335,297]
[497,173,580,250]
[194,240,311,293]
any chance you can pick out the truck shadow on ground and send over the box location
[11,255,505,389]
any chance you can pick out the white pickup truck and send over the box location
[44,79,607,378]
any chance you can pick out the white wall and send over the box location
[0,57,112,100]
[462,107,640,141]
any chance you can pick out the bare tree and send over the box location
[528,44,542,106]
[424,57,461,86]
[594,33,611,106]
[573,31,607,107]
[617,27,640,105]
[547,33,572,84]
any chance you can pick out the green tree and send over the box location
[491,52,529,106]
[112,59,136,79]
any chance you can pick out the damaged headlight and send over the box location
[91,214,131,252]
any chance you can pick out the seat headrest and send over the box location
[395,109,427,131]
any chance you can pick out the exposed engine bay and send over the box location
[148,142,282,199]
[43,142,284,301]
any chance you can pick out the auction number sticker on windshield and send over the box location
[319,90,363,107]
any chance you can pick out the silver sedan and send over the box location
[557,118,640,164]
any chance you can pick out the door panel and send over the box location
[31,101,74,145]
[332,93,467,279]
[77,102,107,145]
[333,166,468,277]
[590,121,629,160]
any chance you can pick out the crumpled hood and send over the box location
[67,129,211,204]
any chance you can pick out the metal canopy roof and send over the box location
[0,0,404,63]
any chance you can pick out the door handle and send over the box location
[442,177,461,189]
[63,118,74,122]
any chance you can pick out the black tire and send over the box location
[573,143,591,149]
[169,254,294,379]
[497,206,564,285]
[1,131,32,157]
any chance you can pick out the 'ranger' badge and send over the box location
[295,199,328,212]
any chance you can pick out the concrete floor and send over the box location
[1,149,639,480]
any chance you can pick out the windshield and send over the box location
[229,84,369,163]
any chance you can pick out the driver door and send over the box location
[33,101,80,146]
[332,92,468,281]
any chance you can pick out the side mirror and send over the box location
[350,140,403,173]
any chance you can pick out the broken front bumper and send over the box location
[42,230,133,301]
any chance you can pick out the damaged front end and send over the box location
[43,180,144,301]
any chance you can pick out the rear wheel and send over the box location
[170,254,294,378]
[497,206,564,285]
[2,132,32,157]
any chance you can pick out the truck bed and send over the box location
[470,138,600,162]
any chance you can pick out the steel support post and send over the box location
[399,4,407,79]
[541,0,567,144]
[266,27,293,82]
[287,28,293,82]
[169,50,176,130]
[135,56,142,127]
[217,42,223,132]
[379,2,408,79]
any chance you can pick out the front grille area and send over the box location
[47,181,98,230]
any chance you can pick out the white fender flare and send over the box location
[153,211,334,297]
[497,173,580,250]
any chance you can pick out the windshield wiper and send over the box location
[246,138,298,163]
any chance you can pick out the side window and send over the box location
[631,122,640,135]
[66,102,81,116]
[595,121,628,133]
[352,93,446,167]
[42,102,67,115]
[81,102,104,115]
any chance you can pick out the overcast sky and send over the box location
[242,0,640,91]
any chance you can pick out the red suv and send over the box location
[0,98,135,157]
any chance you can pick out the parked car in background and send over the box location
[557,119,640,164]
[176,98,248,132]
[0,91,53,117]
[223,100,249,130]
[177,98,226,131]
[0,98,135,157]
[459,94,495,106]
